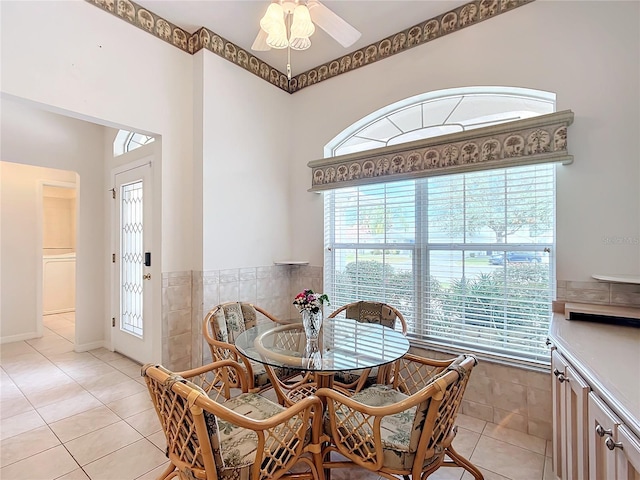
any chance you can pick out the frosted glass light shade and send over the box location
[260,2,284,32]
[289,36,311,50]
[290,5,315,37]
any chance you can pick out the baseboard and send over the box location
[0,332,41,344]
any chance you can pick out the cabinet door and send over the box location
[615,425,640,480]
[589,392,620,480]
[565,364,590,480]
[552,350,567,478]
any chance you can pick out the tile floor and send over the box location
[0,313,559,480]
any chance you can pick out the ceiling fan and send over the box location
[251,0,361,53]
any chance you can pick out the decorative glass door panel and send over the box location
[120,181,144,338]
[112,161,153,363]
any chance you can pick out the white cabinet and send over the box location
[588,392,640,480]
[551,345,640,480]
[552,349,589,480]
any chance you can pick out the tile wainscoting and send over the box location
[161,265,323,371]
[556,279,640,307]
[160,275,634,440]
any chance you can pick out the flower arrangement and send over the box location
[293,289,330,314]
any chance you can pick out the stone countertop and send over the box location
[549,313,640,437]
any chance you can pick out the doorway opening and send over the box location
[41,182,78,343]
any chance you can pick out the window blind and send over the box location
[325,163,554,364]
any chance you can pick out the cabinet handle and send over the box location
[553,369,568,383]
[596,424,613,437]
[546,338,551,346]
[605,436,623,451]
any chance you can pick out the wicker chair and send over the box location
[203,302,292,393]
[317,353,483,480]
[142,360,325,480]
[327,301,408,392]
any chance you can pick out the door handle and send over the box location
[143,274,151,280]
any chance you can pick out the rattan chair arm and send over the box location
[195,390,323,431]
[176,359,249,393]
[316,379,449,417]
[401,352,456,368]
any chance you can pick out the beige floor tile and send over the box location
[65,363,121,382]
[89,349,125,363]
[49,406,121,443]
[0,395,34,419]
[43,316,74,330]
[0,425,60,466]
[0,342,37,359]
[482,422,547,455]
[0,382,23,401]
[327,467,380,479]
[146,430,167,451]
[82,438,167,480]
[106,391,153,419]
[0,444,78,480]
[470,436,545,480]
[0,409,46,440]
[456,413,487,434]
[64,421,142,466]
[451,427,481,459]
[24,381,87,409]
[108,357,141,372]
[76,370,131,391]
[424,467,464,479]
[88,378,146,404]
[55,326,76,342]
[134,461,172,480]
[54,468,90,480]
[12,370,76,396]
[37,390,102,423]
[125,408,162,436]
[461,466,510,479]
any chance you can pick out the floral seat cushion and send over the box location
[204,392,305,479]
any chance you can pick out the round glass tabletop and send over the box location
[234,317,410,372]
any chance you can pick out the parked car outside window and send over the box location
[489,252,541,265]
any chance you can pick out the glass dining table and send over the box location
[234,316,410,405]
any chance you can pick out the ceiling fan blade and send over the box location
[251,28,271,51]
[307,0,361,48]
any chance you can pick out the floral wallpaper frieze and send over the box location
[308,110,574,191]
[86,0,533,94]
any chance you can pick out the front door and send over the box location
[112,162,153,363]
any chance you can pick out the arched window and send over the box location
[113,129,155,156]
[323,87,557,365]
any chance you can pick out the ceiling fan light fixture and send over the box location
[290,4,315,38]
[289,36,311,50]
[259,2,284,32]
[266,28,289,49]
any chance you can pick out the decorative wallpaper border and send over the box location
[308,110,574,191]
[289,0,533,93]
[85,0,533,94]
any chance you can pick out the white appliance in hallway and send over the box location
[42,252,76,315]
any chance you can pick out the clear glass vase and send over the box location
[301,309,322,339]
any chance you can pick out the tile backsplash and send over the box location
[161,264,323,370]
[556,279,640,307]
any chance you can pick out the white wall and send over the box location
[0,0,194,273]
[0,161,77,341]
[288,1,640,281]
[200,53,292,270]
[1,103,106,347]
